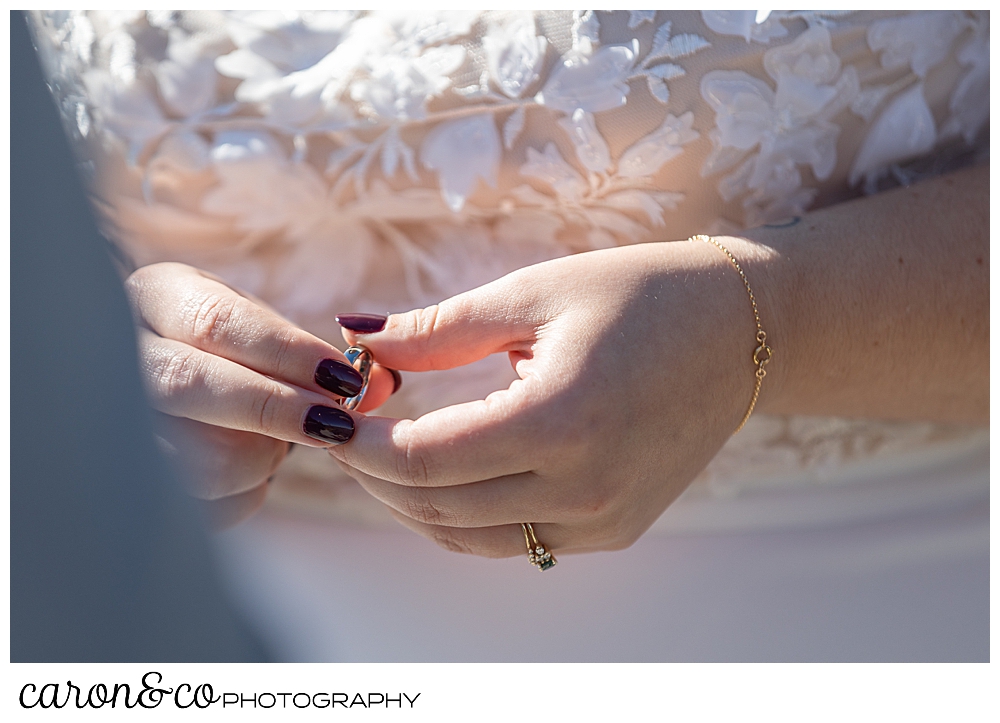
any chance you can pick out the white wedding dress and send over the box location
[32,10,988,661]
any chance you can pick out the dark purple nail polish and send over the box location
[315,358,364,397]
[336,313,387,333]
[303,405,355,445]
[389,368,403,394]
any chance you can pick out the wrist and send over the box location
[640,238,776,436]
[708,234,794,418]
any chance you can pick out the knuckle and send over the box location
[397,426,432,487]
[408,304,442,351]
[563,480,615,521]
[400,489,450,526]
[247,383,283,435]
[186,291,239,348]
[148,347,203,404]
[270,326,297,380]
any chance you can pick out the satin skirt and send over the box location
[213,444,988,662]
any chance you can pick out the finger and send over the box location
[127,262,364,400]
[354,363,396,413]
[154,414,290,500]
[386,510,572,560]
[336,272,547,372]
[335,458,552,528]
[139,328,356,447]
[328,375,548,486]
[201,482,269,531]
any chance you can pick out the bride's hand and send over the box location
[124,262,395,527]
[330,239,779,556]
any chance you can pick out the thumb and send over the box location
[337,280,541,372]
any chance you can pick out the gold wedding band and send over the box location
[521,523,556,571]
[341,345,373,411]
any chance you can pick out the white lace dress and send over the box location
[32,10,988,661]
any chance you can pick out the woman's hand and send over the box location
[329,165,987,558]
[124,262,397,527]
[329,240,768,556]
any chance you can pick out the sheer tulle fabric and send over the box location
[31,10,988,531]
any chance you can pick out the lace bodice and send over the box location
[31,10,989,528]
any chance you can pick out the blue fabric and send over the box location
[9,10,267,662]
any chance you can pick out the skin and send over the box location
[329,164,988,558]
[123,263,396,527]
[123,165,988,542]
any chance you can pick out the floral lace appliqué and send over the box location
[850,11,987,192]
[700,26,859,226]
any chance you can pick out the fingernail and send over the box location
[389,368,403,394]
[315,358,364,396]
[336,312,387,333]
[303,405,355,445]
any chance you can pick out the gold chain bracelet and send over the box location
[689,235,773,434]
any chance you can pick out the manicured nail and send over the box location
[303,405,355,445]
[336,313,387,333]
[389,368,403,394]
[315,358,364,397]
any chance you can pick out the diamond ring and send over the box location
[521,522,556,571]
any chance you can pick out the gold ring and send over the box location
[521,523,556,571]
[341,345,373,411]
